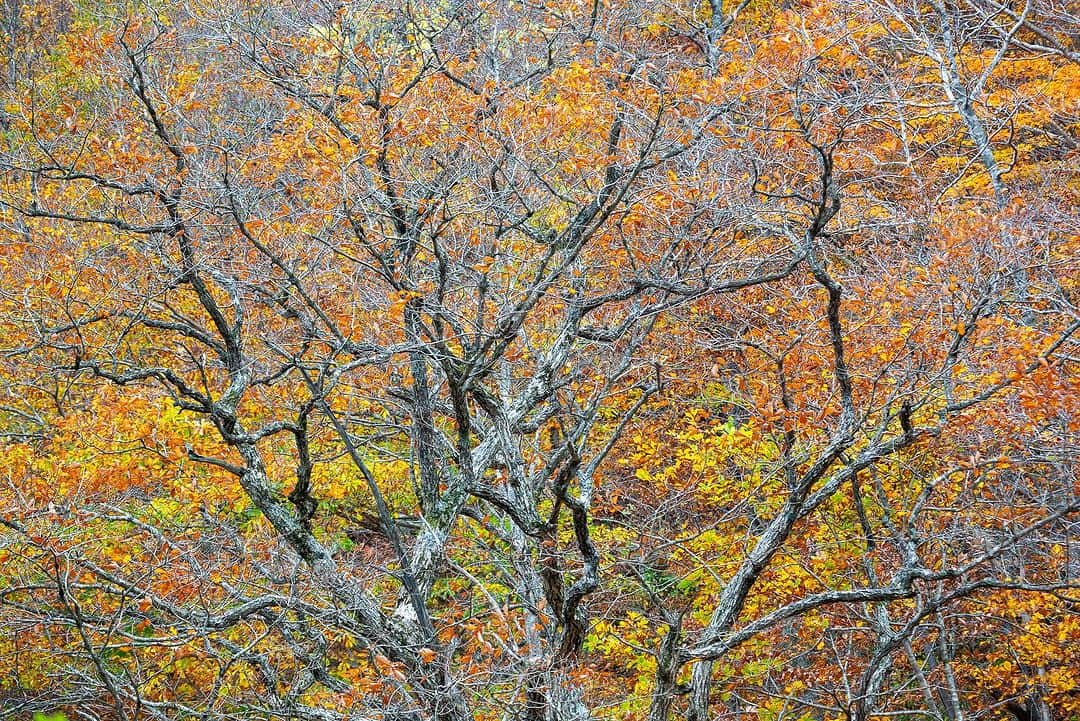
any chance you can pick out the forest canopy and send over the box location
[0,1,1077,720]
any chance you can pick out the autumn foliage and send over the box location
[0,0,1077,720]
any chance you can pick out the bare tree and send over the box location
[0,1,1076,721]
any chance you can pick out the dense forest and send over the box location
[0,0,1077,720]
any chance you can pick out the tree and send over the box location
[0,0,1077,720]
